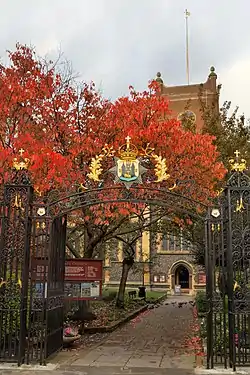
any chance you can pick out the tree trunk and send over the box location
[116,258,134,308]
[85,242,95,258]
[218,269,228,297]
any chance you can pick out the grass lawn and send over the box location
[102,287,166,300]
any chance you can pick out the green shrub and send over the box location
[195,291,208,314]
[102,290,117,301]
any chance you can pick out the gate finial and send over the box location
[13,149,30,170]
[229,150,246,172]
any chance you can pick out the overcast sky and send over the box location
[0,0,249,117]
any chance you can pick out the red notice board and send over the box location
[64,259,103,300]
[198,272,206,284]
[31,258,103,301]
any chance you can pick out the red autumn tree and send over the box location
[0,44,226,262]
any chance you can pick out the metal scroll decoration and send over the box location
[87,136,171,189]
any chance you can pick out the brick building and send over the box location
[104,67,220,295]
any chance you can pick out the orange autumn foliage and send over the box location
[0,44,226,222]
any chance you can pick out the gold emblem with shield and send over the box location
[117,158,139,182]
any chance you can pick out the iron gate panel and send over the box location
[27,214,50,365]
[0,184,33,365]
[26,212,67,364]
[46,215,67,358]
[206,168,250,370]
[227,185,250,368]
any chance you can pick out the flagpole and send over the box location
[185,9,190,85]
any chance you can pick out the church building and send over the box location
[104,67,220,295]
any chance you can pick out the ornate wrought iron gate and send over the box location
[0,174,67,365]
[206,160,250,370]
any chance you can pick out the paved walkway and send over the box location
[59,296,196,374]
[0,296,196,375]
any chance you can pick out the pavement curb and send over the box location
[84,293,168,334]
[84,305,148,334]
[194,368,250,374]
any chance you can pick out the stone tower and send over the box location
[156,67,220,132]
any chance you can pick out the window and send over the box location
[153,275,158,282]
[153,275,165,283]
[162,235,168,251]
[161,234,182,251]
[177,110,196,127]
[159,275,166,282]
[161,233,193,252]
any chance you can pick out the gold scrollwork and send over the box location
[151,154,170,183]
[233,281,240,291]
[13,193,24,210]
[216,188,224,196]
[78,183,87,192]
[168,183,177,191]
[0,278,22,289]
[236,197,244,212]
[87,154,104,182]
[211,223,221,232]
[87,145,115,182]
[140,143,155,157]
[35,186,42,197]
[36,221,46,229]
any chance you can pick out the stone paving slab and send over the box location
[66,296,195,372]
[125,354,162,368]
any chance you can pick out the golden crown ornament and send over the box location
[13,149,30,170]
[229,150,247,173]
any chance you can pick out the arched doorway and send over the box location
[175,265,189,289]
[170,261,193,293]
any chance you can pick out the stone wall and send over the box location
[105,252,204,294]
[108,261,142,286]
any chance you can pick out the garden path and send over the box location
[59,295,196,375]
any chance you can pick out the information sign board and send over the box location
[31,258,103,300]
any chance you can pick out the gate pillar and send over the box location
[205,206,227,369]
